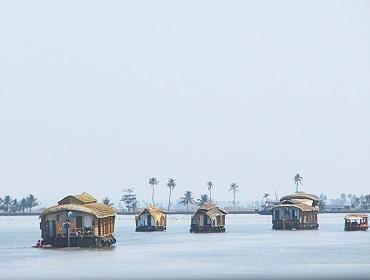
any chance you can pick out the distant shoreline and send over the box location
[1,209,369,216]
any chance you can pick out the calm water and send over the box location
[0,214,370,280]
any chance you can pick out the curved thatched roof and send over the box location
[41,203,116,218]
[273,203,318,212]
[193,202,227,220]
[41,193,116,218]
[280,193,319,202]
[58,192,98,205]
[135,206,167,222]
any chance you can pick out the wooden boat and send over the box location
[272,193,319,230]
[135,206,167,232]
[40,192,116,247]
[190,202,227,233]
[344,214,369,231]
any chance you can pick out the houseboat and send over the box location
[135,206,167,232]
[344,214,369,231]
[272,193,319,230]
[190,202,227,233]
[40,192,116,247]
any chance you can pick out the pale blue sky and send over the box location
[0,1,369,206]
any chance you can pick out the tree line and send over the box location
[117,178,240,212]
[118,174,307,212]
[0,194,39,213]
[319,193,370,210]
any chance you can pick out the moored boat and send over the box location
[272,193,320,230]
[344,214,368,231]
[135,206,167,232]
[190,202,227,233]
[40,192,116,248]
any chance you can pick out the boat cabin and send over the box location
[344,214,369,231]
[40,192,116,247]
[190,202,227,233]
[272,193,319,230]
[135,206,167,232]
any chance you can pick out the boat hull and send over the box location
[344,224,369,231]
[135,226,166,232]
[42,236,116,248]
[273,221,319,230]
[190,225,226,233]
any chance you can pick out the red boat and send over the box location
[344,214,369,231]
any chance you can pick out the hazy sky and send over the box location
[0,1,369,207]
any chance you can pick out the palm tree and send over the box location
[10,199,20,213]
[25,194,39,213]
[294,173,303,193]
[197,194,209,206]
[166,178,176,211]
[3,195,13,213]
[178,191,195,212]
[207,181,213,201]
[228,183,239,210]
[102,197,114,207]
[20,198,27,213]
[352,196,360,209]
[149,177,159,205]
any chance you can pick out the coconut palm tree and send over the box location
[10,199,20,213]
[166,178,176,211]
[20,198,27,213]
[25,194,39,213]
[178,191,195,212]
[3,195,13,213]
[197,194,209,206]
[207,181,213,201]
[149,177,159,205]
[228,183,239,210]
[294,173,303,193]
[102,197,114,207]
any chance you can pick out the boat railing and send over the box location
[61,227,94,237]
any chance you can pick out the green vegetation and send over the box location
[294,173,303,193]
[207,181,213,201]
[149,177,159,205]
[0,194,39,213]
[229,183,239,210]
[178,191,195,212]
[166,178,176,211]
[197,194,209,206]
[102,197,114,207]
[121,188,138,212]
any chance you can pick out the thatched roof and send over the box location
[274,192,319,212]
[280,193,319,202]
[273,203,318,212]
[135,206,166,222]
[194,202,227,219]
[41,193,116,218]
[58,192,97,205]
